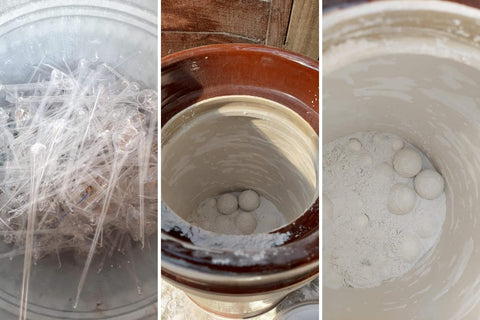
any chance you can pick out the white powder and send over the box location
[188,192,287,235]
[161,201,291,255]
[323,131,446,288]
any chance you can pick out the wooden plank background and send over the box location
[285,0,319,60]
[161,0,319,60]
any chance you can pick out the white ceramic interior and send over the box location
[324,2,480,320]
[162,95,318,229]
[161,94,319,318]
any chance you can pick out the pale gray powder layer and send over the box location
[323,131,446,288]
[161,202,291,253]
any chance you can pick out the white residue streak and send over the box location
[161,202,291,252]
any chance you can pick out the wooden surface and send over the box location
[285,0,319,60]
[161,0,319,60]
[266,0,294,48]
[161,32,256,57]
[162,0,271,56]
[161,0,270,40]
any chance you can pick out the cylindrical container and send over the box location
[324,1,480,319]
[0,1,157,319]
[161,44,319,318]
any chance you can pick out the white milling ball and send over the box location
[323,193,334,220]
[393,148,423,178]
[348,138,362,151]
[387,183,416,215]
[238,190,260,211]
[197,216,215,232]
[215,214,236,234]
[235,211,257,234]
[399,236,421,262]
[355,214,369,228]
[392,138,404,151]
[414,169,445,200]
[217,193,238,215]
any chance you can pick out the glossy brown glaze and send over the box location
[161,44,318,131]
[161,44,319,294]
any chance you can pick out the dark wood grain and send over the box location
[161,0,319,59]
[161,32,258,57]
[266,0,294,48]
[161,0,271,41]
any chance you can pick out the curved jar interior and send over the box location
[162,95,318,227]
[324,2,480,320]
[161,44,320,318]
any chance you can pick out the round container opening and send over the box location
[162,95,318,232]
[324,2,480,319]
[161,44,319,319]
[0,1,157,319]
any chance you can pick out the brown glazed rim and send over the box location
[161,44,319,294]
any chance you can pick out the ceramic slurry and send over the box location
[324,53,480,319]
[161,95,318,258]
[323,131,446,289]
